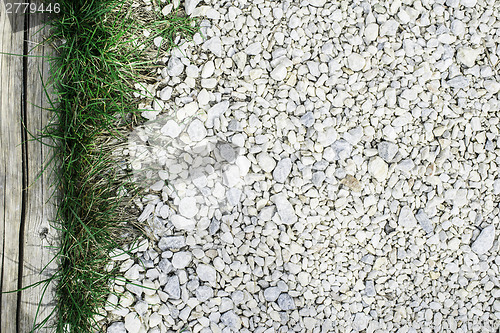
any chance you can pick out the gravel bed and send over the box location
[105,0,499,332]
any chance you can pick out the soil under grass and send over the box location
[38,0,198,331]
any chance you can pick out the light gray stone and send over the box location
[377,141,399,162]
[460,0,477,7]
[197,264,217,286]
[300,112,315,127]
[124,313,142,333]
[206,101,229,128]
[218,143,236,162]
[343,127,363,146]
[264,287,281,302]
[170,214,196,231]
[380,19,399,37]
[184,0,201,15]
[196,285,214,302]
[353,313,370,331]
[347,53,365,71]
[158,236,186,250]
[158,259,174,274]
[227,187,242,206]
[257,153,276,173]
[203,37,223,57]
[201,61,215,78]
[447,76,469,89]
[107,322,126,333]
[368,156,388,182]
[220,310,241,330]
[273,194,297,225]
[277,293,296,310]
[159,86,173,101]
[271,64,288,81]
[273,158,292,183]
[364,23,379,41]
[415,209,433,234]
[166,57,184,77]
[457,47,481,67]
[179,197,198,218]
[471,225,495,255]
[160,119,182,138]
[245,42,262,55]
[331,139,352,160]
[172,251,192,269]
[398,206,417,229]
[187,119,207,142]
[209,217,220,235]
[365,281,376,297]
[164,275,181,299]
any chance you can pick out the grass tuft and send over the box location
[32,0,199,331]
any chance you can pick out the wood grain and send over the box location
[19,10,58,333]
[0,0,25,332]
[1,2,57,331]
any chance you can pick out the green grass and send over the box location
[31,0,199,331]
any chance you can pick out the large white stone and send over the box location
[201,60,215,78]
[364,23,379,42]
[166,57,184,77]
[368,157,388,182]
[471,225,495,255]
[187,119,207,142]
[160,120,182,138]
[348,53,365,71]
[270,64,288,81]
[257,153,276,173]
[352,313,370,331]
[197,264,217,286]
[179,197,198,218]
[398,206,417,229]
[170,214,196,231]
[184,0,201,15]
[457,47,481,67]
[172,251,192,269]
[273,158,292,183]
[203,36,223,57]
[272,194,297,225]
[124,313,142,333]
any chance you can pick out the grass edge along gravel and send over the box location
[18,0,198,332]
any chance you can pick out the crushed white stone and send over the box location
[104,1,500,331]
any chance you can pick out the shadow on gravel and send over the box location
[124,113,243,214]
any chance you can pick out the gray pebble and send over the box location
[415,209,434,234]
[471,225,496,255]
[158,236,186,250]
[331,139,352,160]
[196,285,214,302]
[164,275,180,299]
[365,280,376,297]
[220,310,241,330]
[377,141,399,162]
[264,286,281,302]
[166,57,184,77]
[300,112,315,127]
[277,293,296,310]
[209,217,221,235]
[273,158,292,183]
[447,75,469,89]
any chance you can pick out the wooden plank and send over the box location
[0,0,25,332]
[19,10,58,332]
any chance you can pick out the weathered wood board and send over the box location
[0,1,57,332]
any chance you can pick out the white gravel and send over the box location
[104,0,500,332]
